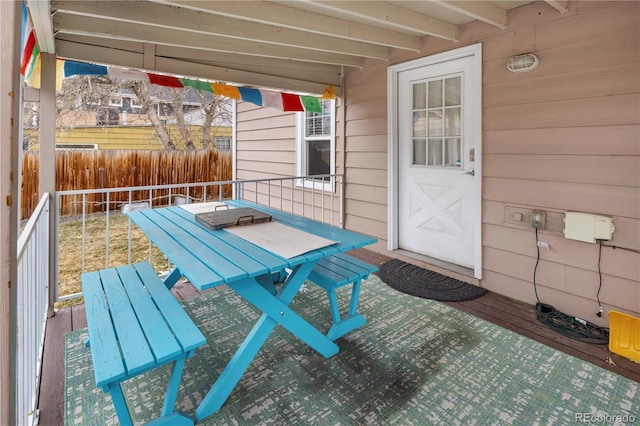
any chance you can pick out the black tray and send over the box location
[195,207,272,230]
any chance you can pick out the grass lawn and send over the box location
[57,212,170,308]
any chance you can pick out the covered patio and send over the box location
[2,1,638,425]
[38,249,640,424]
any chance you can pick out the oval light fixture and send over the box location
[507,53,539,73]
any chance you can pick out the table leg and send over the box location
[163,267,183,290]
[233,280,339,356]
[195,263,339,421]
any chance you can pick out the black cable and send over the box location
[533,228,541,304]
[596,242,603,317]
[532,227,609,344]
[536,303,609,345]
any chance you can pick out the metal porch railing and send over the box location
[54,174,343,302]
[16,193,51,426]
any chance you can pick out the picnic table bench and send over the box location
[82,262,206,426]
[308,253,378,340]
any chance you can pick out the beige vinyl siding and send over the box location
[235,100,343,225]
[235,102,296,178]
[236,1,639,325]
[342,59,389,239]
[353,0,640,324]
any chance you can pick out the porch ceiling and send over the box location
[26,0,566,95]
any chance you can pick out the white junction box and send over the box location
[563,212,614,243]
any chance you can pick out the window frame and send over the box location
[214,137,231,150]
[295,99,336,192]
[108,96,123,107]
[129,97,142,109]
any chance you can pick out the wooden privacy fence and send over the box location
[21,149,232,219]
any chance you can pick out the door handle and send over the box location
[463,169,475,176]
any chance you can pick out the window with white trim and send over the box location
[109,96,123,107]
[129,97,142,109]
[215,137,231,150]
[296,99,335,190]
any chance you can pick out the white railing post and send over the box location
[16,193,51,426]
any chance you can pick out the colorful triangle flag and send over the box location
[281,93,304,112]
[21,1,39,79]
[300,96,322,113]
[147,73,183,88]
[180,78,214,92]
[260,90,283,110]
[321,85,337,100]
[238,87,262,106]
[108,68,149,81]
[212,83,241,99]
[64,61,108,78]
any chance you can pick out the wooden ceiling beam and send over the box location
[26,0,56,53]
[436,1,508,29]
[53,1,389,60]
[544,0,569,13]
[160,0,422,51]
[306,0,459,41]
[54,13,366,67]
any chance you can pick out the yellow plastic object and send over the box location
[608,310,640,362]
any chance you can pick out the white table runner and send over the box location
[179,201,230,215]
[226,221,338,259]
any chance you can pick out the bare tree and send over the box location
[168,87,195,150]
[129,79,177,150]
[24,74,233,151]
[199,90,233,150]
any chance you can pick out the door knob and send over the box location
[464,169,475,176]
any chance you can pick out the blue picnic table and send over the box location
[127,199,377,421]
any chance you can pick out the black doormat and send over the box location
[377,259,488,302]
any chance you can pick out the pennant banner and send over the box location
[21,2,334,112]
[53,59,334,114]
[21,1,39,80]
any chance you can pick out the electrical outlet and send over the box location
[537,241,550,250]
[530,210,546,229]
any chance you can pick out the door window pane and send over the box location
[428,139,442,166]
[413,83,426,109]
[445,77,461,106]
[428,111,443,136]
[445,138,461,167]
[428,80,443,108]
[413,139,426,165]
[445,107,461,136]
[413,111,426,137]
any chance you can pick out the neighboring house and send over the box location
[61,86,208,127]
[25,86,233,150]
[234,1,639,328]
[25,124,233,150]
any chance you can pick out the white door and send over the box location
[390,45,482,276]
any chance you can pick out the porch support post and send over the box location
[40,53,57,315]
[0,1,22,425]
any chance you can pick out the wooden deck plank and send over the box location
[350,248,640,382]
[71,304,87,330]
[171,280,203,301]
[39,249,638,424]
[38,308,72,426]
